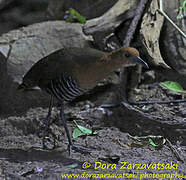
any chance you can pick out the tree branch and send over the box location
[123,0,149,46]
[120,0,149,102]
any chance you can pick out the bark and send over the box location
[123,0,149,46]
[140,0,169,68]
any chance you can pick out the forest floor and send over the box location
[0,79,186,180]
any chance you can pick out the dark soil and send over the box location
[0,79,186,180]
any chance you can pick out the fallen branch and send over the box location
[129,99,186,105]
[83,0,136,35]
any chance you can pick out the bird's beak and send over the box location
[136,56,149,68]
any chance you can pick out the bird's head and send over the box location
[106,47,149,69]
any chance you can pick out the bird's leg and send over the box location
[59,101,73,154]
[43,95,53,127]
[37,96,57,149]
[59,101,91,155]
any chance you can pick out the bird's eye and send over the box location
[125,52,130,58]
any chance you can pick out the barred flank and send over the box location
[46,75,85,102]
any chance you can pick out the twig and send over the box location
[158,0,186,38]
[129,99,186,105]
[100,99,186,108]
[159,0,163,11]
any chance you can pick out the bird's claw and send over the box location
[42,132,57,150]
[36,124,57,150]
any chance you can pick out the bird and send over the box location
[18,47,148,153]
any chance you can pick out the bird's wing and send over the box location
[23,48,105,89]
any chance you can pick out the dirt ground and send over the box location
[0,79,186,180]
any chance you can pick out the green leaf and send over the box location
[182,0,186,11]
[70,8,86,24]
[64,163,78,169]
[149,138,158,147]
[72,127,84,138]
[66,8,86,24]
[160,81,186,93]
[177,8,184,19]
[72,121,98,139]
[177,0,186,19]
[77,124,92,134]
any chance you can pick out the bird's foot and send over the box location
[36,123,48,138]
[68,144,92,155]
[36,125,57,150]
[42,130,57,150]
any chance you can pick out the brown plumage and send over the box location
[18,47,148,153]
